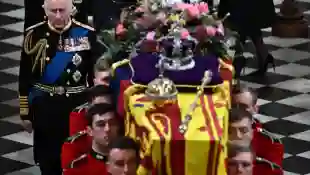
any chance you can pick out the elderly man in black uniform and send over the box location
[19,0,99,174]
[24,0,90,30]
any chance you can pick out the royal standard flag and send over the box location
[125,81,231,175]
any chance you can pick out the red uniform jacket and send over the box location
[63,150,108,175]
[69,103,90,136]
[252,127,284,167]
[61,130,92,169]
[253,157,283,175]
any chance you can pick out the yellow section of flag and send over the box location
[125,81,231,175]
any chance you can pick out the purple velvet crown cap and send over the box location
[130,53,223,86]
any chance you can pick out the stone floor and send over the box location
[1,0,310,174]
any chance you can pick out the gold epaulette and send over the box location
[257,128,282,144]
[111,58,130,77]
[25,21,46,32]
[68,154,88,169]
[19,95,29,116]
[256,157,282,170]
[73,102,90,113]
[66,130,88,143]
[72,19,95,31]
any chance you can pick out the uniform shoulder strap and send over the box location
[256,157,282,170]
[66,130,88,143]
[111,58,130,77]
[73,102,90,112]
[25,21,46,32]
[68,154,88,169]
[257,127,282,144]
[72,19,95,31]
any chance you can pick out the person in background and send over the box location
[93,58,111,86]
[228,106,284,173]
[68,57,112,136]
[232,84,261,128]
[227,144,283,175]
[62,103,120,174]
[107,136,140,175]
[218,0,276,76]
[232,84,258,115]
[231,85,284,167]
[227,144,254,175]
[229,107,253,146]
[19,0,99,174]
[69,84,112,136]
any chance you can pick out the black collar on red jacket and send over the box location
[90,149,108,162]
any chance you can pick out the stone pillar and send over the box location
[272,0,308,38]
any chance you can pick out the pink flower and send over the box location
[116,23,126,36]
[135,6,145,13]
[181,29,190,39]
[174,2,209,20]
[146,31,156,40]
[194,25,207,40]
[205,26,217,37]
[185,6,200,20]
[196,2,209,14]
[174,3,193,10]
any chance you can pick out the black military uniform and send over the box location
[24,0,90,30]
[19,19,98,175]
[218,0,275,36]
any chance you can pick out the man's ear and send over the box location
[86,126,93,136]
[93,78,97,85]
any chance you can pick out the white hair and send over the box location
[43,0,74,11]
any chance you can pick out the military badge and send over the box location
[64,37,90,52]
[72,53,82,66]
[77,37,91,50]
[72,71,82,82]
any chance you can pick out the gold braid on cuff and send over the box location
[19,96,29,115]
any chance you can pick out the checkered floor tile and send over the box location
[1,0,310,174]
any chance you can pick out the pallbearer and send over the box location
[19,0,99,174]
[227,144,283,175]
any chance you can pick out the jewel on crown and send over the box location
[158,24,197,70]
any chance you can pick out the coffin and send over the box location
[111,53,233,175]
[124,82,231,175]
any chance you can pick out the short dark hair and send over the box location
[109,136,140,162]
[85,103,115,126]
[232,84,258,105]
[229,106,253,123]
[87,85,112,102]
[228,143,253,158]
[94,58,110,72]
